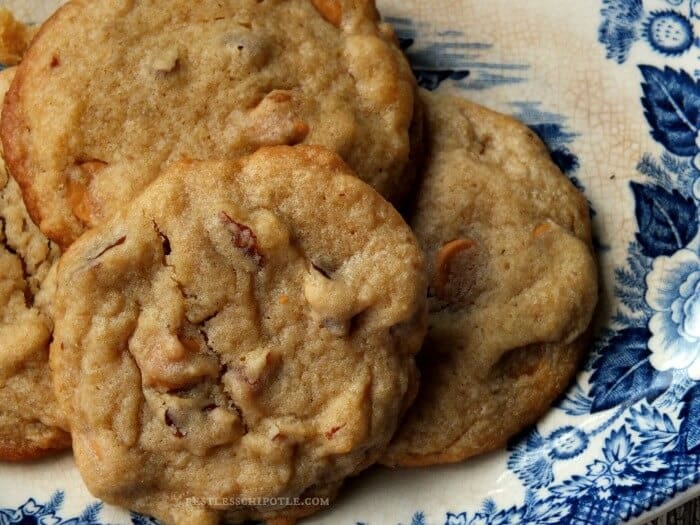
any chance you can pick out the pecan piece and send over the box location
[325,424,346,439]
[434,238,475,300]
[311,0,342,27]
[164,409,186,438]
[68,160,108,226]
[532,222,552,238]
[220,212,264,266]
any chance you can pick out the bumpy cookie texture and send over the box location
[0,8,36,66]
[51,146,426,524]
[3,0,419,249]
[0,67,69,461]
[381,92,598,467]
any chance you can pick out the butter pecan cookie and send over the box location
[2,0,420,249]
[0,67,70,461]
[0,7,36,66]
[50,146,426,524]
[381,92,598,467]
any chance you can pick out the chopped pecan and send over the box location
[68,160,107,226]
[164,409,186,438]
[325,424,345,439]
[151,48,180,74]
[311,0,342,27]
[220,212,264,266]
[434,238,475,300]
[532,222,552,238]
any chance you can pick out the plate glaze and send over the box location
[1,1,700,524]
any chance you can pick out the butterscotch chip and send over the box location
[381,91,598,467]
[50,146,427,524]
[0,67,69,461]
[2,0,420,250]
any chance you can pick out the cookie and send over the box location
[0,8,36,66]
[381,91,598,467]
[2,0,420,249]
[0,67,70,461]
[50,145,427,524]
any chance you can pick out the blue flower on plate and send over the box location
[646,249,700,379]
[508,426,589,488]
[552,427,667,500]
[643,10,695,55]
[5,498,63,525]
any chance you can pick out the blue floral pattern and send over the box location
[0,492,105,525]
[388,18,529,91]
[647,249,700,377]
[599,0,700,62]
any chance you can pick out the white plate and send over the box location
[2,1,700,524]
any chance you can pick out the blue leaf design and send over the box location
[550,475,593,497]
[507,429,555,489]
[615,265,649,312]
[524,497,571,524]
[79,502,103,524]
[627,404,678,455]
[680,384,700,451]
[559,384,593,415]
[45,491,65,514]
[631,182,698,258]
[632,455,669,473]
[413,69,470,91]
[604,428,634,462]
[490,506,524,525]
[131,513,161,525]
[590,327,673,412]
[398,37,415,51]
[481,498,497,515]
[411,511,426,525]
[640,65,700,156]
[599,0,644,64]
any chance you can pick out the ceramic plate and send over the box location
[2,1,700,524]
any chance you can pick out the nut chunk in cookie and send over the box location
[381,91,598,468]
[0,67,69,462]
[2,0,420,249]
[50,146,427,524]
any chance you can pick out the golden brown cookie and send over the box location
[0,66,70,461]
[2,0,420,250]
[0,8,36,66]
[381,91,598,468]
[50,146,427,524]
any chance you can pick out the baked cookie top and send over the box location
[0,67,70,461]
[50,146,426,524]
[2,0,418,249]
[381,91,598,467]
[0,7,36,66]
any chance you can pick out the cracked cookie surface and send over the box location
[381,91,598,467]
[50,146,427,524]
[2,0,420,249]
[0,66,70,461]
